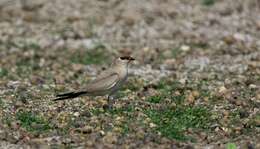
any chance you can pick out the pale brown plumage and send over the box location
[54,56,134,101]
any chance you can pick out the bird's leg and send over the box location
[106,95,114,109]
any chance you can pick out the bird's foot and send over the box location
[103,96,114,110]
[103,103,113,110]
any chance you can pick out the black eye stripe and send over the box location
[120,56,135,60]
[120,56,129,60]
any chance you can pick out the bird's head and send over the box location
[115,56,135,66]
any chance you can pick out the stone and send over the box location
[218,86,227,94]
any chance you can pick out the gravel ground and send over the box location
[0,0,259,148]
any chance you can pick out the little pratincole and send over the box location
[54,56,135,107]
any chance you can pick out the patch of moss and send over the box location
[117,78,144,98]
[230,110,241,123]
[5,40,41,51]
[0,98,3,107]
[252,115,260,128]
[148,95,164,104]
[157,79,182,91]
[15,53,41,78]
[171,48,182,58]
[0,68,8,77]
[126,77,144,91]
[145,78,223,141]
[147,79,185,104]
[201,0,215,6]
[56,117,76,135]
[2,116,13,127]
[90,108,104,116]
[106,105,135,116]
[226,143,237,149]
[90,105,135,136]
[22,42,41,50]
[16,111,51,133]
[157,47,184,63]
[71,44,111,65]
[121,122,130,135]
[90,106,135,116]
[145,106,212,141]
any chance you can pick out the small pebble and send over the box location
[180,45,190,52]
[100,130,105,136]
[80,126,93,134]
[249,84,257,89]
[192,90,200,97]
[179,78,186,85]
[186,93,195,105]
[218,86,227,94]
[149,123,157,128]
[73,112,80,117]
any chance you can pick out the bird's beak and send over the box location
[128,56,135,61]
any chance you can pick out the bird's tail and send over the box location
[54,91,87,101]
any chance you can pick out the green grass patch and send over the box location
[16,56,40,69]
[0,68,8,77]
[230,110,241,123]
[147,79,185,104]
[15,53,41,77]
[156,47,184,64]
[56,117,76,135]
[156,79,182,91]
[201,0,215,6]
[108,105,135,115]
[145,78,217,141]
[257,75,260,81]
[5,40,41,51]
[16,111,51,133]
[2,116,13,127]
[121,122,130,135]
[91,105,135,116]
[90,108,104,116]
[109,105,135,135]
[71,45,111,65]
[20,42,41,50]
[90,106,136,136]
[148,95,164,104]
[255,115,260,125]
[145,106,212,141]
[171,48,182,58]
[117,77,144,98]
[226,143,237,149]
[248,115,260,128]
[0,98,3,107]
[126,77,144,91]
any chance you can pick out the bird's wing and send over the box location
[84,72,119,93]
[93,68,116,82]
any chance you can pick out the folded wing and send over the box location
[85,73,119,94]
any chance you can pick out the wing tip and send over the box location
[53,91,88,101]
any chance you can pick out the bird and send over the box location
[54,56,135,108]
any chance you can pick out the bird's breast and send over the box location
[110,66,128,93]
